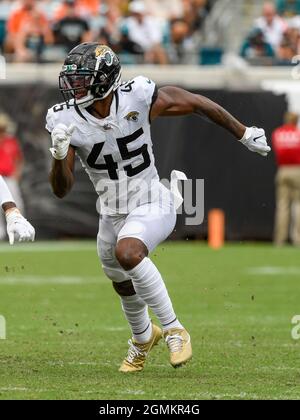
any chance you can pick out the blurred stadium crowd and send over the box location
[0,0,215,64]
[1,0,300,65]
[240,1,300,65]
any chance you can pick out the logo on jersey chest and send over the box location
[124,111,140,122]
[103,123,112,130]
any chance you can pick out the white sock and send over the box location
[128,257,183,332]
[120,294,152,343]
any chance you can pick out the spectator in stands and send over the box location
[283,25,300,53]
[276,0,300,17]
[0,113,24,241]
[53,0,92,53]
[255,1,287,49]
[182,0,213,34]
[272,112,300,246]
[240,28,275,61]
[1,0,211,63]
[93,1,123,53]
[166,18,197,64]
[6,0,53,62]
[77,0,100,16]
[0,0,13,53]
[120,0,168,64]
[277,38,296,62]
[143,0,184,20]
[54,0,100,20]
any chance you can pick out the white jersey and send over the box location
[46,76,169,214]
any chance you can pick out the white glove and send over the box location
[239,127,271,157]
[6,208,35,245]
[50,123,75,160]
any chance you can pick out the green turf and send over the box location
[0,241,300,400]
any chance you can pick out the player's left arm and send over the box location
[150,86,271,157]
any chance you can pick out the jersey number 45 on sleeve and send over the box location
[86,127,151,179]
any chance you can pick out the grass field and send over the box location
[0,241,300,400]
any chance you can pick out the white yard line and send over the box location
[47,360,116,367]
[185,392,299,400]
[0,275,106,285]
[103,327,128,332]
[48,361,99,366]
[0,388,297,399]
[120,390,145,396]
[0,387,28,392]
[258,366,300,372]
[0,241,96,253]
[246,266,300,276]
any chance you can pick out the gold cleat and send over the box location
[164,328,192,368]
[119,323,163,373]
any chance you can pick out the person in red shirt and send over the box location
[272,112,300,245]
[0,113,25,240]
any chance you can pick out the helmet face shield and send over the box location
[59,44,122,107]
[59,68,94,104]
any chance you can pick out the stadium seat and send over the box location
[0,19,6,50]
[199,47,224,65]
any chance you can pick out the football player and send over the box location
[0,175,35,244]
[46,43,271,372]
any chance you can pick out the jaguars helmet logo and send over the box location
[95,45,114,66]
[124,111,140,122]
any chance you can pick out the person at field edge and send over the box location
[272,112,300,246]
[46,43,271,372]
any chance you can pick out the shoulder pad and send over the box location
[45,102,72,133]
[119,76,156,108]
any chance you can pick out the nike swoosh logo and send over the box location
[253,135,264,142]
